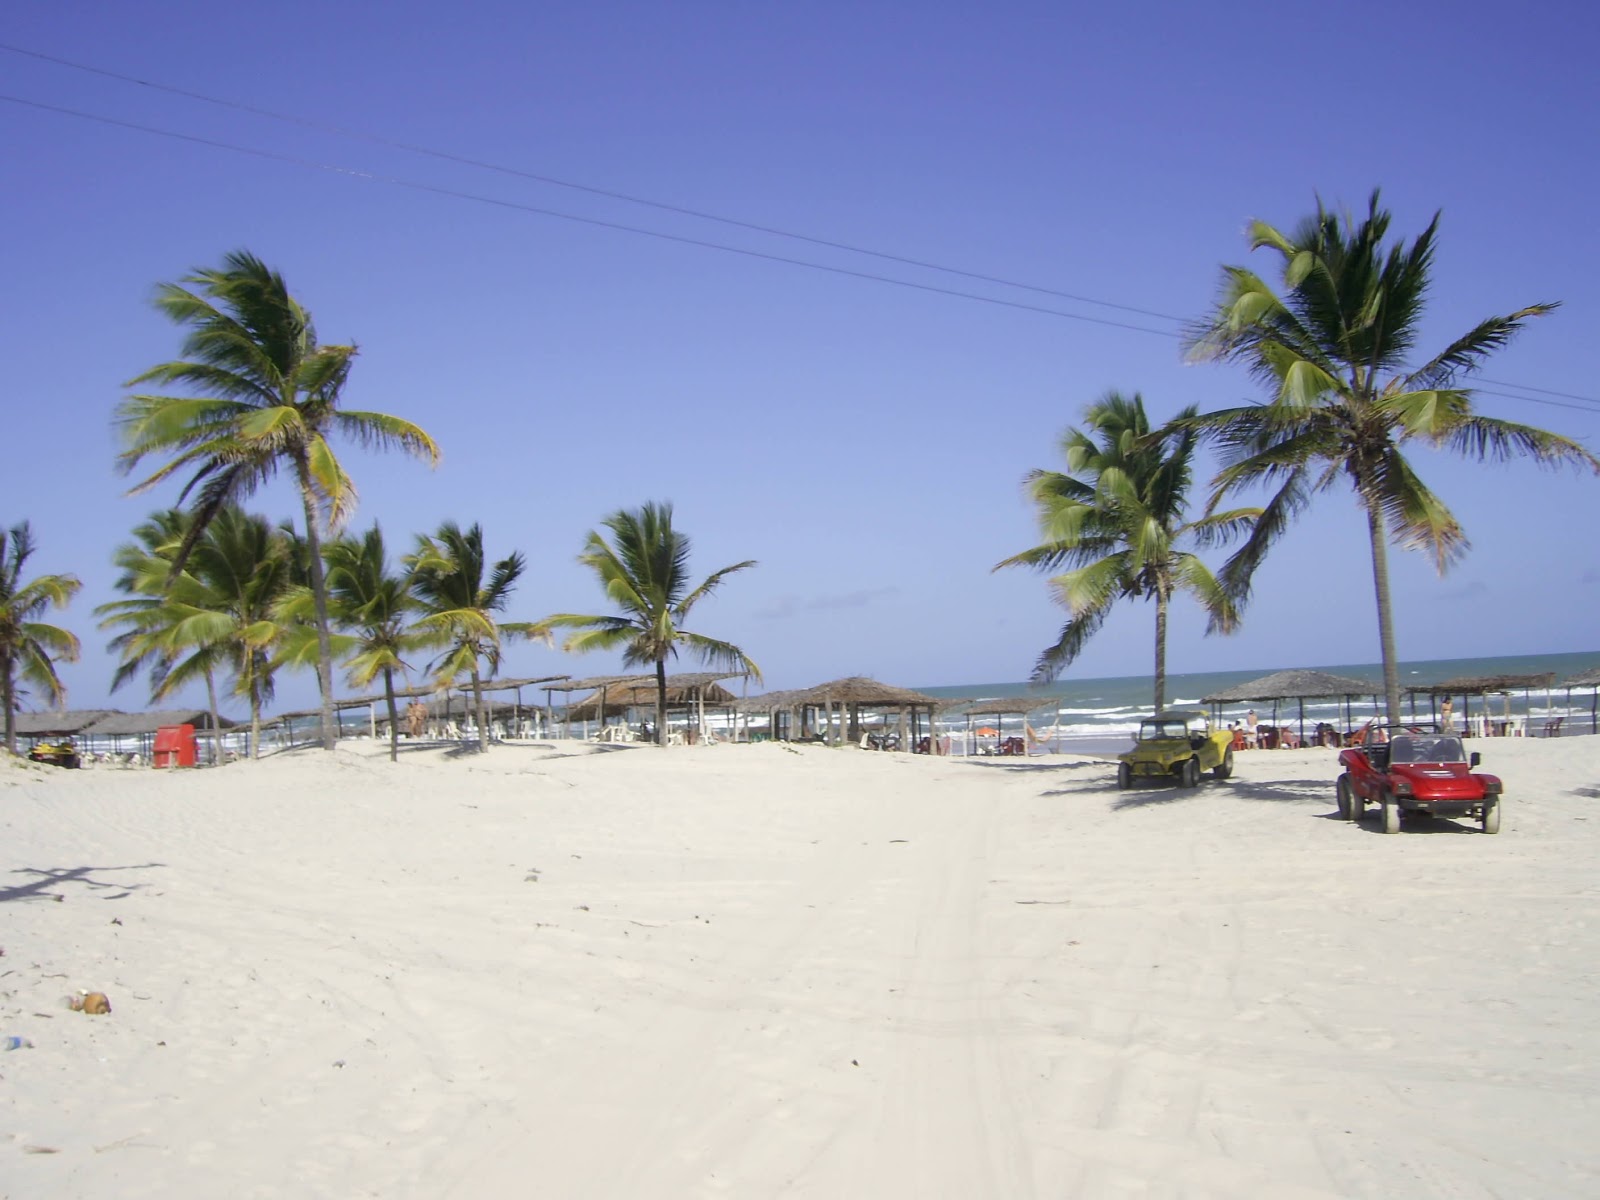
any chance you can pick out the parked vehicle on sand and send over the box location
[1336,729,1503,834]
[27,738,81,769]
[1117,711,1234,789]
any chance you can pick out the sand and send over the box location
[3,734,1599,1198]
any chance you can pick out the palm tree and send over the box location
[97,509,227,757]
[98,507,295,757]
[540,502,761,745]
[280,524,438,762]
[1185,191,1600,722]
[995,392,1256,711]
[0,522,82,754]
[114,250,441,752]
[407,522,537,752]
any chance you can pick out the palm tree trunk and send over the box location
[204,667,223,766]
[1363,496,1403,725]
[655,657,668,746]
[1153,589,1170,713]
[294,466,339,752]
[470,665,488,752]
[383,666,400,763]
[2,655,15,754]
[249,691,261,760]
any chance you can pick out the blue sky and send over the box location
[4,0,1598,714]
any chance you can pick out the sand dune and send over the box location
[4,735,1598,1198]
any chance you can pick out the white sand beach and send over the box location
[4,735,1599,1198]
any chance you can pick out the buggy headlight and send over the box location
[1482,780,1503,795]
[1391,781,1412,798]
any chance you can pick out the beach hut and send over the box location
[86,709,236,764]
[544,672,747,742]
[939,696,1064,755]
[1201,670,1382,747]
[786,677,945,750]
[1405,674,1557,737]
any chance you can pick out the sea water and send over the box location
[917,648,1599,755]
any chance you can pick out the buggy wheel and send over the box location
[1481,799,1501,835]
[1336,774,1355,820]
[1214,747,1234,780]
[1117,761,1132,791]
[1182,757,1201,788]
[1381,795,1400,835]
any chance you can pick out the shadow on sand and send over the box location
[1,862,165,904]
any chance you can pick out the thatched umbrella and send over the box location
[1202,669,1381,747]
[86,709,236,763]
[940,696,1064,755]
[544,672,743,741]
[788,677,945,750]
[1407,673,1557,737]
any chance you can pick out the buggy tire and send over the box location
[1214,747,1234,780]
[1117,761,1132,791]
[1336,774,1355,820]
[1182,757,1201,789]
[1482,799,1501,835]
[1381,795,1400,835]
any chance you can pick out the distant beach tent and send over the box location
[1559,665,1600,735]
[940,695,1066,754]
[1405,673,1557,736]
[546,672,747,740]
[740,677,943,747]
[1202,669,1382,745]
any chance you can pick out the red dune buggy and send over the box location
[1335,729,1503,834]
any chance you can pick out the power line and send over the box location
[0,40,1187,326]
[0,92,1182,339]
[2,52,1596,420]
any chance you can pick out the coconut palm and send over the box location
[540,502,761,745]
[97,509,227,758]
[996,392,1256,710]
[279,524,438,762]
[407,522,537,752]
[115,250,441,752]
[1185,191,1600,722]
[0,521,82,754]
[98,507,295,757]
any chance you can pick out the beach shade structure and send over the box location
[12,709,123,739]
[1558,665,1600,735]
[784,677,945,750]
[87,709,236,764]
[939,695,1066,755]
[1201,670,1382,747]
[1405,674,1557,737]
[542,672,748,742]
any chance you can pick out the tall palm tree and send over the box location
[280,524,438,762]
[1185,191,1600,722]
[540,502,761,745]
[1,521,82,754]
[995,392,1256,711]
[97,509,227,757]
[114,250,441,751]
[407,522,537,753]
[98,507,294,757]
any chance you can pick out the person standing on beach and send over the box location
[1245,708,1260,747]
[405,699,427,739]
[1441,695,1455,733]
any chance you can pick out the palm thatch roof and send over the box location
[941,696,1063,717]
[1407,673,1556,696]
[1202,670,1380,703]
[87,710,234,735]
[560,674,742,721]
[12,709,122,736]
[1561,666,1600,687]
[790,676,943,707]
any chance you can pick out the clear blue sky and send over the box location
[4,0,1598,715]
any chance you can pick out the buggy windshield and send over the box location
[1388,735,1467,764]
[1139,720,1194,740]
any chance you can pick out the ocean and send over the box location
[916,649,1599,755]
